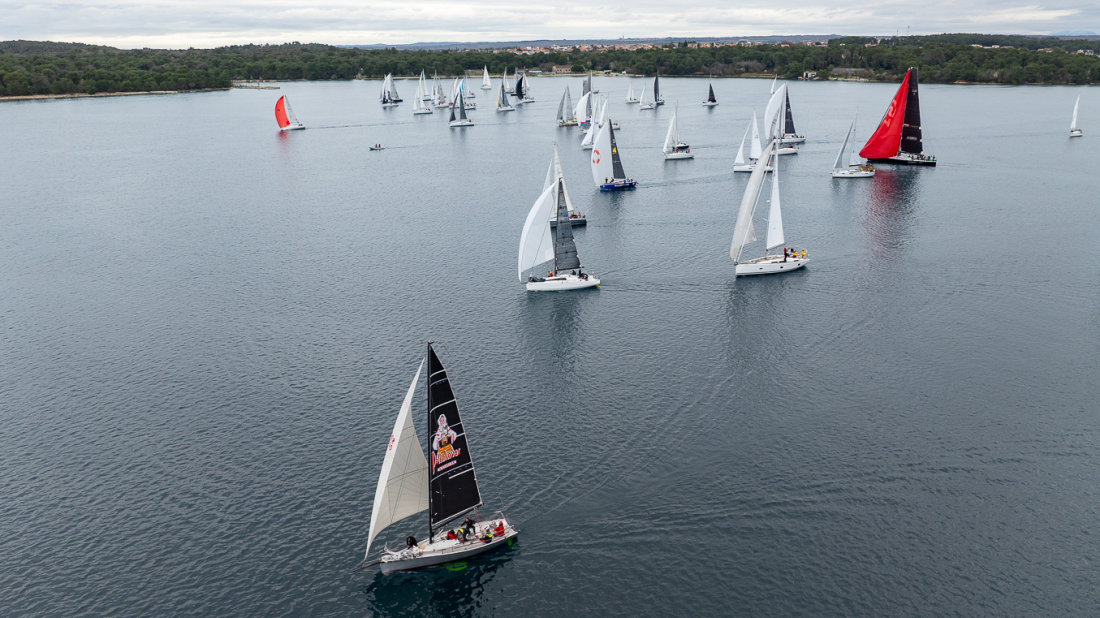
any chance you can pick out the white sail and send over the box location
[412,83,423,112]
[590,123,613,186]
[365,361,429,557]
[1071,95,1080,131]
[750,111,763,160]
[663,111,677,153]
[574,92,591,123]
[833,119,853,172]
[770,74,777,94]
[390,76,400,100]
[581,116,597,148]
[626,85,635,102]
[497,81,511,111]
[284,97,300,125]
[380,74,391,101]
[731,141,776,261]
[544,144,575,213]
[765,150,784,250]
[734,121,750,166]
[482,66,492,89]
[597,97,608,127]
[639,83,650,106]
[849,118,862,168]
[518,183,558,280]
[763,84,787,140]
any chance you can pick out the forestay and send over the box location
[366,361,428,556]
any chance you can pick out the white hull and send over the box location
[280,124,305,131]
[379,518,518,574]
[702,101,718,107]
[449,119,474,127]
[777,147,798,156]
[639,103,655,110]
[734,163,772,173]
[413,109,433,115]
[1070,129,1083,137]
[780,135,805,144]
[498,106,515,112]
[526,273,600,291]
[626,99,639,104]
[735,255,808,276]
[480,86,492,90]
[664,151,694,160]
[832,167,874,178]
[382,103,399,108]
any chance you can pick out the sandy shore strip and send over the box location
[1,88,230,103]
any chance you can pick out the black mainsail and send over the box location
[707,84,717,103]
[609,123,627,180]
[653,70,661,102]
[899,67,923,155]
[553,179,580,271]
[514,73,525,98]
[784,91,797,135]
[456,93,468,120]
[426,343,482,534]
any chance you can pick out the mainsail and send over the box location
[833,119,854,171]
[860,69,912,159]
[514,72,525,98]
[899,68,923,155]
[574,92,591,124]
[731,141,776,261]
[707,83,717,103]
[427,344,481,531]
[653,71,661,102]
[734,121,749,166]
[784,91,798,135]
[766,149,785,250]
[750,111,763,160]
[1071,95,1080,131]
[366,361,429,556]
[497,81,510,110]
[609,122,627,179]
[482,66,491,88]
[663,111,677,153]
[552,178,580,271]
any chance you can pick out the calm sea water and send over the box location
[2,77,1099,617]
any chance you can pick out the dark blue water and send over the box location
[2,77,1098,617]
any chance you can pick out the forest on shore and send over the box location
[2,34,1099,97]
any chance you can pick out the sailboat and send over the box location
[545,145,585,227]
[389,76,402,102]
[505,69,516,94]
[638,83,655,110]
[518,73,535,104]
[274,95,305,131]
[433,72,448,108]
[654,70,665,105]
[513,72,528,105]
[463,76,475,99]
[496,79,515,112]
[1070,95,1083,137]
[359,343,518,574]
[663,104,693,160]
[860,67,936,165]
[557,87,577,125]
[412,81,433,115]
[581,72,597,96]
[520,148,599,291]
[832,117,874,178]
[381,74,399,108]
[734,112,770,173]
[575,92,594,127]
[449,92,474,127]
[591,118,636,191]
[730,83,808,276]
[451,78,476,109]
[580,108,598,150]
[703,82,718,107]
[481,66,492,90]
[625,84,639,104]
[779,89,805,143]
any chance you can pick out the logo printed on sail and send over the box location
[592,149,600,164]
[431,413,460,473]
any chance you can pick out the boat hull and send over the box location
[626,99,639,104]
[549,216,587,227]
[734,164,772,173]
[664,151,694,160]
[832,168,874,178]
[868,154,937,166]
[599,181,637,191]
[379,519,518,574]
[280,124,305,131]
[526,273,600,291]
[449,120,474,127]
[735,255,808,276]
[413,109,433,115]
[702,101,719,107]
[558,120,578,126]
[498,107,515,112]
[1070,129,1083,137]
[780,135,805,144]
[639,104,655,110]
[777,147,799,156]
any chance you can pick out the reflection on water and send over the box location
[518,291,588,377]
[861,168,922,260]
[360,547,514,617]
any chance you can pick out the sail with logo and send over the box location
[427,345,481,529]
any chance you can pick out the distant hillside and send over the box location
[3,34,1100,98]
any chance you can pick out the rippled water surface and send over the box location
[2,77,1099,617]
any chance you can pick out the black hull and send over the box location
[868,156,937,167]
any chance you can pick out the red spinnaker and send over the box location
[274,96,290,128]
[859,70,911,159]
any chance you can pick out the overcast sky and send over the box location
[2,1,1097,49]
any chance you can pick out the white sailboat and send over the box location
[779,88,805,144]
[591,119,637,190]
[520,148,599,291]
[381,74,399,107]
[496,79,515,112]
[831,117,874,178]
[545,145,585,227]
[449,92,474,127]
[580,110,598,150]
[481,66,493,90]
[411,82,433,115]
[574,92,593,127]
[625,84,639,104]
[730,84,808,276]
[1070,95,1083,137]
[358,344,518,574]
[451,78,476,109]
[274,95,305,131]
[703,82,719,107]
[663,104,693,160]
[734,112,769,173]
[463,75,475,99]
[505,69,515,94]
[420,70,432,101]
[557,87,577,125]
[433,72,448,108]
[638,83,655,110]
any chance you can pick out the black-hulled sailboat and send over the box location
[590,118,637,190]
[859,67,936,166]
[360,343,517,574]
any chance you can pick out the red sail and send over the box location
[859,70,911,159]
[274,96,290,128]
